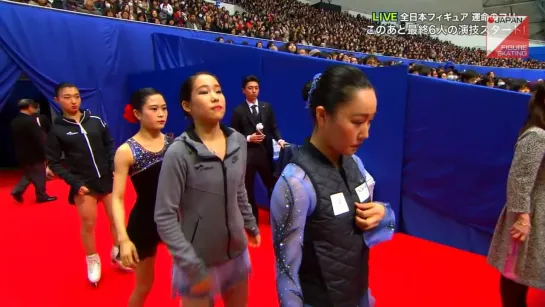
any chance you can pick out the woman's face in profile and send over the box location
[318,88,377,155]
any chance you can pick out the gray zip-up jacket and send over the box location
[154,125,259,285]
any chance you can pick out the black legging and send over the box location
[500,275,529,307]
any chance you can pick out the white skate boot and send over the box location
[86,254,101,287]
[110,246,133,272]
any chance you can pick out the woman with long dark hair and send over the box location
[154,72,260,306]
[488,82,545,306]
[111,88,172,306]
[271,65,395,307]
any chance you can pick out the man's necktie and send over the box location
[251,105,258,120]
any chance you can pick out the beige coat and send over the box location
[487,127,545,290]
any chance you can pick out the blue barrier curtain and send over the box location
[151,33,263,71]
[152,33,188,69]
[0,4,113,116]
[402,75,529,255]
[143,34,408,229]
[0,47,21,113]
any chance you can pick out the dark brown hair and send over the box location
[520,81,545,136]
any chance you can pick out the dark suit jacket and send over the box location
[230,101,281,164]
[11,113,46,165]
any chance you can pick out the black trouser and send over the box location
[500,275,528,307]
[245,151,274,224]
[11,162,47,200]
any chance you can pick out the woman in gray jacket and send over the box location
[154,72,260,307]
[488,82,545,306]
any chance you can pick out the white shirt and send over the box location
[247,99,259,115]
[160,3,173,16]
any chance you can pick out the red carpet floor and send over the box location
[1,171,544,307]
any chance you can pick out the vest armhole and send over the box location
[349,155,367,182]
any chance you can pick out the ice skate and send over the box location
[110,246,133,272]
[86,254,101,287]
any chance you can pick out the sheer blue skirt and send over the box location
[172,249,251,299]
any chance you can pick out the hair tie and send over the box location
[306,73,322,109]
[123,104,138,123]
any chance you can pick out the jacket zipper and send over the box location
[62,115,102,178]
[220,159,231,259]
[190,218,200,243]
[77,123,102,178]
[212,150,238,260]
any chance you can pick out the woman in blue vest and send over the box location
[271,65,395,307]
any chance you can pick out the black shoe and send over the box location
[36,196,57,203]
[11,193,23,203]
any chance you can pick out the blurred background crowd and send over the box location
[13,0,544,92]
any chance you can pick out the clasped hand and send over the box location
[355,202,386,231]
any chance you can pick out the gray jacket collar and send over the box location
[180,124,240,158]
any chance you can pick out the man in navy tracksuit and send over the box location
[45,82,129,285]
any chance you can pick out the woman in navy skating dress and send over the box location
[111,88,173,307]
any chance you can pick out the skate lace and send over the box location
[87,257,99,272]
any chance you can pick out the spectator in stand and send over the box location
[479,76,495,88]
[460,70,480,84]
[77,0,102,15]
[28,0,51,7]
[15,0,545,72]
[185,13,202,30]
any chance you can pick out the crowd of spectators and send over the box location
[217,38,536,93]
[13,0,545,71]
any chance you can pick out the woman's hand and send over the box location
[190,275,212,295]
[78,186,90,196]
[511,213,531,242]
[355,202,386,231]
[120,239,139,269]
[248,234,261,247]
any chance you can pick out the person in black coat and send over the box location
[230,75,286,223]
[10,99,56,203]
[45,83,131,286]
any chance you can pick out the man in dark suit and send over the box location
[231,75,286,224]
[10,99,56,204]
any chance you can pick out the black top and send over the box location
[127,135,174,209]
[11,113,46,165]
[45,110,115,190]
